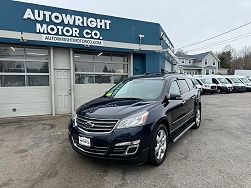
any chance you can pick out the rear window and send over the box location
[177,79,190,94]
[186,79,195,91]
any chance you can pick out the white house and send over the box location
[175,51,220,75]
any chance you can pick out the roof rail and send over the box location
[144,72,164,76]
[144,69,177,76]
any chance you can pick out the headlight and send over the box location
[116,111,149,129]
[72,111,77,127]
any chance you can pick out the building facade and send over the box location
[0,0,176,118]
[176,52,219,75]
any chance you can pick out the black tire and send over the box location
[217,88,222,94]
[192,106,201,129]
[148,124,169,166]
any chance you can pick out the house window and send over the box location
[205,59,207,65]
[0,45,49,87]
[213,62,215,66]
[212,70,215,75]
[205,69,209,75]
[189,60,191,64]
[182,61,184,64]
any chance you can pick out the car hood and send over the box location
[233,83,245,86]
[77,97,158,120]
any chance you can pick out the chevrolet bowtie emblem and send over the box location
[85,121,95,128]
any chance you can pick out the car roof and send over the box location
[223,75,238,78]
[235,75,245,78]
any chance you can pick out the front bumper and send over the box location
[219,86,233,93]
[233,86,246,92]
[246,86,251,91]
[203,88,217,93]
[68,120,152,164]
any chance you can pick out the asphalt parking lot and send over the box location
[0,93,251,188]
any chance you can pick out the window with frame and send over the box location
[205,59,208,65]
[74,51,129,84]
[206,69,210,75]
[186,79,195,91]
[0,45,49,87]
[169,81,181,96]
[177,79,190,94]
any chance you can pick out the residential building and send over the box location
[176,51,220,75]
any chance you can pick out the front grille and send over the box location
[211,86,217,89]
[76,115,118,133]
[73,137,108,155]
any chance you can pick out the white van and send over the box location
[235,75,251,91]
[206,75,233,93]
[193,75,217,94]
[223,75,246,92]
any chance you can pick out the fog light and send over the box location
[126,145,139,154]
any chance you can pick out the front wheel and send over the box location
[148,124,169,166]
[192,106,201,129]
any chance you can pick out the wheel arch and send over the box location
[155,117,170,137]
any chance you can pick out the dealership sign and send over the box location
[23,9,112,46]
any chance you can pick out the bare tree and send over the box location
[175,49,187,56]
[240,46,251,69]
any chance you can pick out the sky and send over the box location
[16,0,251,55]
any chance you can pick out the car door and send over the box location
[177,79,194,123]
[167,80,186,132]
[185,78,196,116]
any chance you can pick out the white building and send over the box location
[176,51,220,75]
[235,70,251,78]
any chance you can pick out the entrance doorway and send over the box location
[55,69,71,114]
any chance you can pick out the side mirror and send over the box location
[166,93,183,100]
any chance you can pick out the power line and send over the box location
[187,34,251,53]
[186,33,251,53]
[176,21,251,50]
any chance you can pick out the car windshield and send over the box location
[230,78,242,83]
[218,78,230,84]
[240,78,251,83]
[200,79,212,84]
[105,79,165,100]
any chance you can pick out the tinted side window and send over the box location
[226,78,232,84]
[212,78,219,84]
[177,79,190,94]
[197,79,203,85]
[169,81,181,95]
[186,79,194,91]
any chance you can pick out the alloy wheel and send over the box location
[196,108,201,126]
[155,129,167,160]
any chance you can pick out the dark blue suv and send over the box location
[68,73,201,166]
